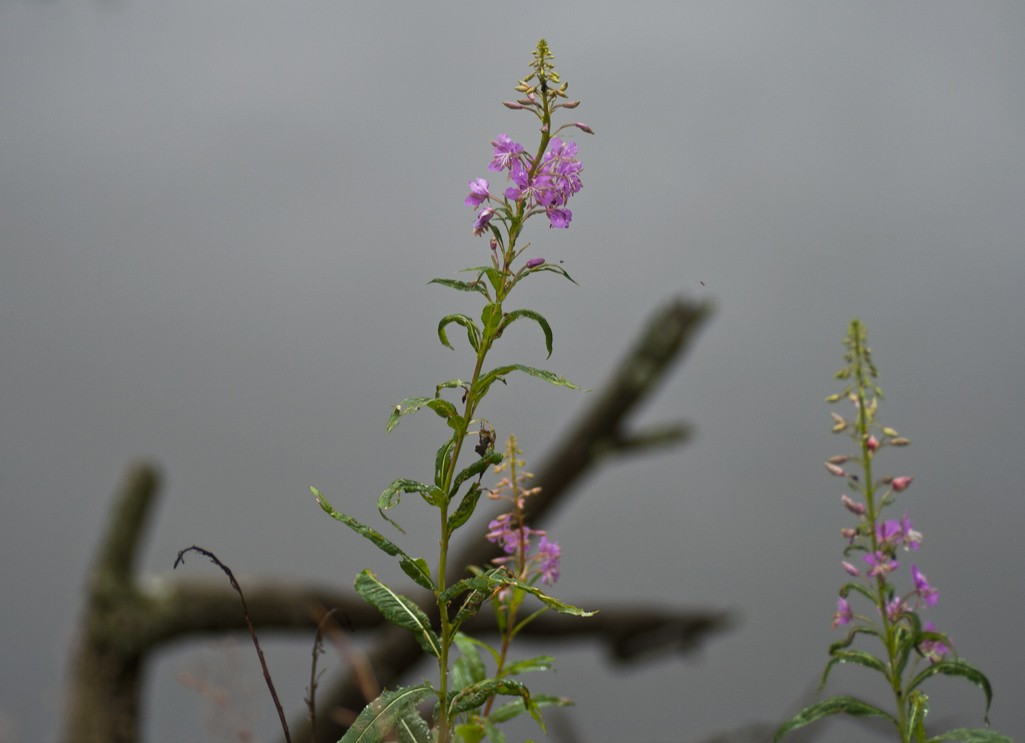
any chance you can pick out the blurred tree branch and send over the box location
[64,298,726,743]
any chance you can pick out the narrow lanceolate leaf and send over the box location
[450,449,503,496]
[513,263,578,287]
[435,437,456,488]
[476,364,584,399]
[314,488,433,590]
[488,694,572,724]
[447,483,483,533]
[428,276,489,298]
[451,588,488,627]
[313,488,403,557]
[378,478,448,532]
[500,574,596,616]
[481,303,503,338]
[448,678,531,717]
[340,685,434,743]
[386,397,459,434]
[907,692,929,743]
[354,570,441,657]
[773,696,897,742]
[439,570,505,604]
[399,557,434,591]
[821,650,889,690]
[908,659,993,723]
[499,309,554,358]
[839,582,877,604]
[438,314,481,352]
[394,706,432,743]
[928,729,1013,743]
[453,632,487,685]
[502,655,556,676]
[828,626,880,655]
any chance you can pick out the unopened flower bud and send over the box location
[825,393,843,403]
[490,238,498,252]
[826,462,847,477]
[831,412,847,432]
[561,100,581,109]
[573,122,594,134]
[515,83,530,92]
[891,476,913,492]
[525,257,545,269]
[517,98,534,106]
[841,495,866,515]
[827,455,849,464]
[866,436,879,451]
[842,561,861,577]
[890,437,910,446]
[841,527,858,543]
[503,101,525,110]
[883,427,899,437]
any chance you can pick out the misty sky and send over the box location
[2,3,1024,743]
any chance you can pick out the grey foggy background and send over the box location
[1,2,1023,742]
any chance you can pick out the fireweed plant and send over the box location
[775,320,1008,743]
[310,41,594,743]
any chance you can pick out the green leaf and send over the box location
[378,479,448,533]
[313,488,405,556]
[440,570,505,604]
[821,650,889,690]
[400,557,434,591]
[435,437,456,488]
[354,570,441,657]
[482,720,507,743]
[485,267,504,294]
[928,729,1013,743]
[451,588,488,627]
[773,696,897,742]
[481,303,503,338]
[908,691,929,743]
[451,449,503,496]
[439,314,481,352]
[340,685,435,743]
[828,626,880,655]
[437,378,471,393]
[476,363,584,399]
[500,574,596,616]
[429,276,489,298]
[395,706,432,743]
[387,397,460,433]
[513,263,578,287]
[908,659,993,723]
[488,694,572,724]
[453,632,487,685]
[838,582,877,604]
[455,724,486,743]
[314,488,434,590]
[502,655,556,676]
[499,309,554,358]
[447,483,483,533]
[448,678,531,717]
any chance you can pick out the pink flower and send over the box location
[866,435,879,451]
[841,561,861,577]
[832,597,853,628]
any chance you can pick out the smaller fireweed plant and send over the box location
[310,40,595,743]
[775,320,1008,743]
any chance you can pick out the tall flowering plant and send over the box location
[311,40,594,743]
[775,320,1008,743]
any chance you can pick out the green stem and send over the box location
[852,327,906,739]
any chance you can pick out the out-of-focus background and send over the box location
[2,2,1023,742]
